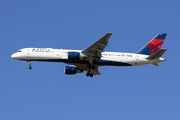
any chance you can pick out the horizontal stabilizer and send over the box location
[153,63,161,66]
[147,49,167,59]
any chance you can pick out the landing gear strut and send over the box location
[86,57,95,77]
[28,61,32,69]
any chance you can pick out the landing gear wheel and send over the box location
[86,73,93,77]
[86,73,90,77]
[90,73,93,78]
[29,66,32,69]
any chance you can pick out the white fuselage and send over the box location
[11,48,165,66]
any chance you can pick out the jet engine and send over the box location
[64,66,84,75]
[68,52,86,60]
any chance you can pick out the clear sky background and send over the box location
[1,0,180,120]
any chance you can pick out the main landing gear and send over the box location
[86,72,93,77]
[27,61,32,69]
[86,65,96,78]
[86,58,96,77]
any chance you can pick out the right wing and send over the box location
[67,33,113,76]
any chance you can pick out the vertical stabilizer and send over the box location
[137,33,167,55]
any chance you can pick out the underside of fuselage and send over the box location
[26,59,132,66]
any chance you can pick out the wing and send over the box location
[67,33,113,76]
[82,33,113,61]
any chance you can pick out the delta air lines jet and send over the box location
[11,33,167,77]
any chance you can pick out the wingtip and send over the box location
[107,32,113,34]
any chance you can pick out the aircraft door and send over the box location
[136,55,139,60]
[56,50,61,57]
[27,49,30,55]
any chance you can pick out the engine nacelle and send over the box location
[68,52,86,60]
[64,66,84,75]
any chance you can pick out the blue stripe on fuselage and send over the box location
[28,59,132,66]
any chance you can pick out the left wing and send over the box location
[82,33,113,61]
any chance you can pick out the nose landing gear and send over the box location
[29,66,32,69]
[27,61,32,69]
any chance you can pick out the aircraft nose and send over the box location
[11,53,17,59]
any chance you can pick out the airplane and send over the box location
[11,33,167,77]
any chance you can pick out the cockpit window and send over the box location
[17,50,22,52]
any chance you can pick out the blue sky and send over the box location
[1,0,180,120]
